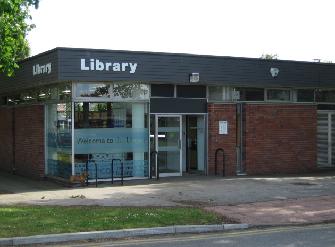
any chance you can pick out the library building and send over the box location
[0,47,334,183]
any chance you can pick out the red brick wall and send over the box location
[0,103,319,178]
[208,104,237,176]
[0,105,45,178]
[14,105,45,178]
[0,107,14,173]
[245,104,317,175]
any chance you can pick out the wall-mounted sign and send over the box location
[74,128,148,154]
[232,90,240,100]
[219,121,228,135]
[80,59,138,74]
[33,63,52,76]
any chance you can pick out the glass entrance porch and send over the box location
[156,115,182,176]
[150,114,206,178]
[44,82,206,182]
[45,82,151,182]
[73,102,149,180]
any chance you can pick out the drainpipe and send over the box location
[236,103,246,175]
[12,107,16,174]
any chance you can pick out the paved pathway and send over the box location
[0,171,335,225]
[0,172,335,207]
[206,195,335,225]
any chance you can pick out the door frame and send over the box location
[317,110,335,167]
[155,114,182,177]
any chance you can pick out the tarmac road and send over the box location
[50,223,335,247]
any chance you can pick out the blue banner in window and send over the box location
[74,128,149,154]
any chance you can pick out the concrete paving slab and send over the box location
[0,172,335,207]
[206,195,335,225]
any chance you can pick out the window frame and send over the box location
[265,88,292,102]
[73,82,150,103]
[295,88,316,103]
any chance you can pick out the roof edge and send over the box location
[21,47,335,67]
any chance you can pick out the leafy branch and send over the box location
[0,0,39,77]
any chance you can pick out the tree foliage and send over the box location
[260,54,278,60]
[0,0,39,77]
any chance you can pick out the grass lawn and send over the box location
[0,206,223,238]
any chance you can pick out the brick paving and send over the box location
[206,195,335,225]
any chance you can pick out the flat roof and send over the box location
[1,47,335,95]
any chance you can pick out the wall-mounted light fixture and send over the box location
[189,72,200,83]
[270,67,279,78]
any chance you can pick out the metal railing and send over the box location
[111,159,124,185]
[85,159,98,187]
[85,158,124,187]
[150,151,159,180]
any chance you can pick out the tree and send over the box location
[0,0,39,77]
[313,59,333,63]
[260,54,278,60]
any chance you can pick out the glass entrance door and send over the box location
[156,115,182,177]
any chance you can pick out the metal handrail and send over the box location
[111,159,124,185]
[150,151,158,180]
[215,148,225,176]
[85,158,124,187]
[85,158,98,187]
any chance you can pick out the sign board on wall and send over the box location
[33,63,52,76]
[80,59,138,74]
[219,121,228,135]
[74,128,149,154]
[232,90,240,100]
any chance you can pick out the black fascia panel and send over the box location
[2,47,335,95]
[150,98,207,113]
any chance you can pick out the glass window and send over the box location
[110,83,150,101]
[151,84,174,97]
[0,96,6,105]
[74,83,150,101]
[37,88,51,101]
[74,102,133,129]
[59,84,72,101]
[315,89,335,102]
[20,90,37,103]
[297,89,315,102]
[37,86,59,102]
[46,103,72,179]
[74,102,149,179]
[235,88,264,101]
[176,85,206,98]
[75,83,110,98]
[266,89,291,101]
[3,83,71,105]
[6,94,21,105]
[208,86,223,101]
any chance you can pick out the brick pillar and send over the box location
[0,107,14,173]
[14,105,45,178]
[208,104,237,176]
